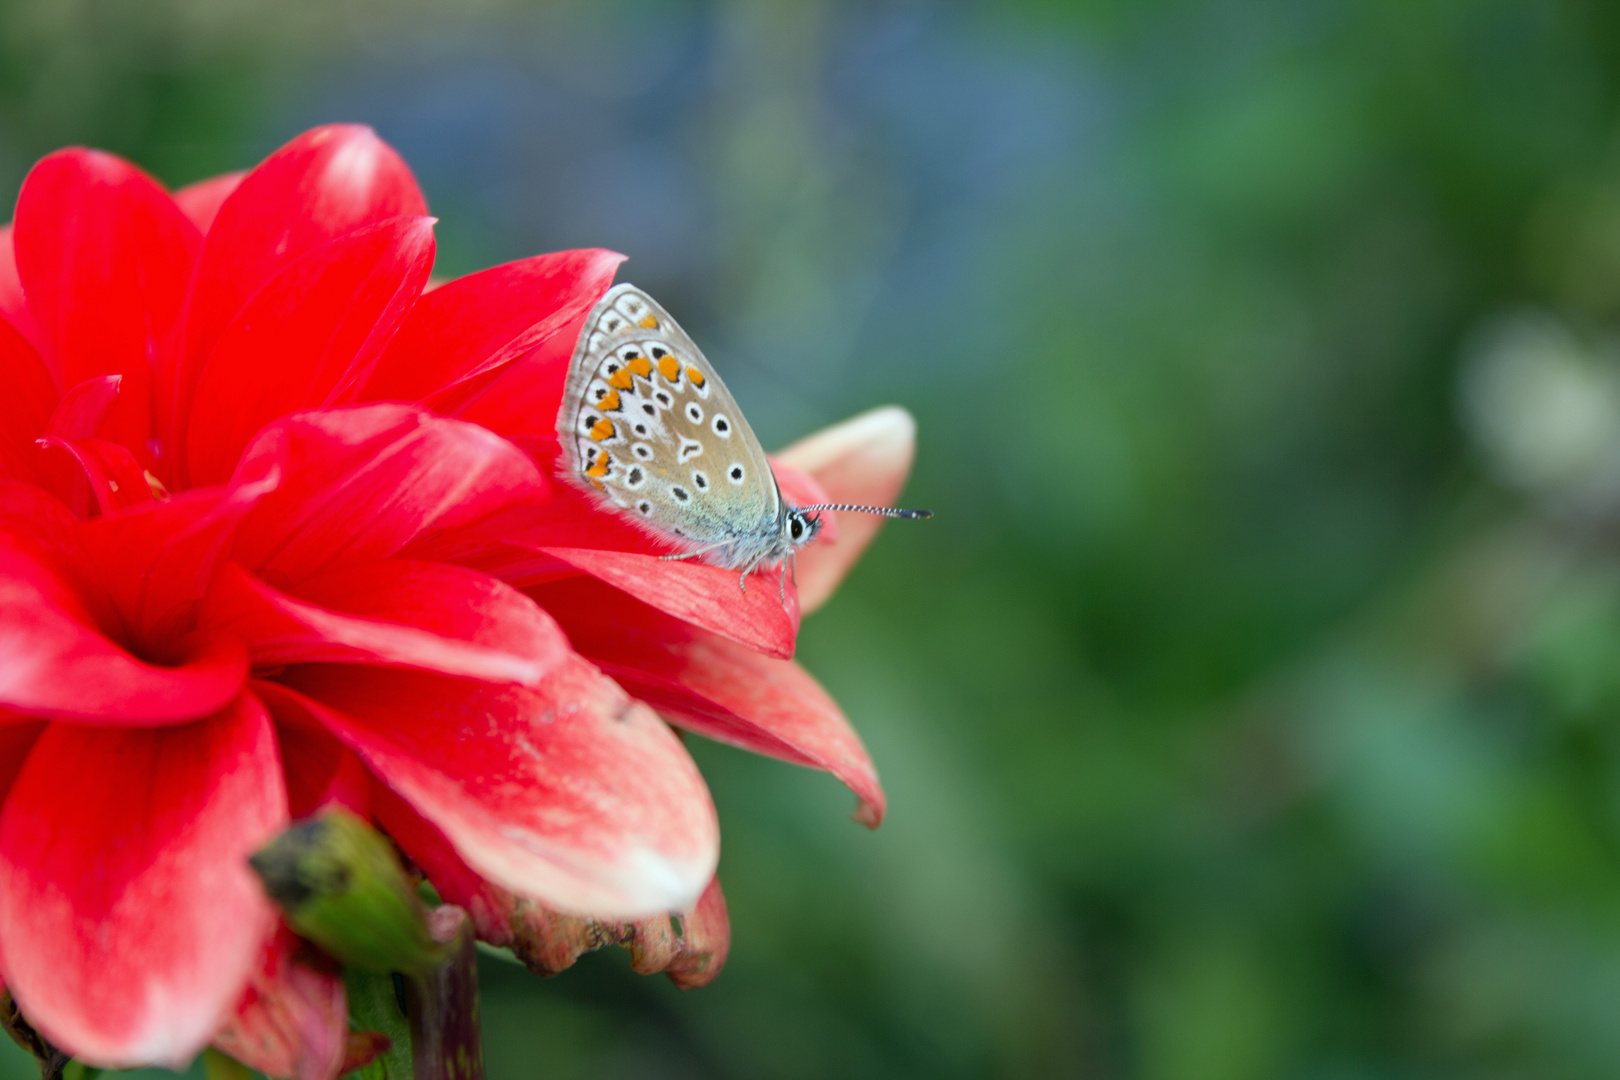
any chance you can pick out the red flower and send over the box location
[0,125,917,1074]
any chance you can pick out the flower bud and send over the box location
[249,810,445,975]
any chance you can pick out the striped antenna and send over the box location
[796,503,933,520]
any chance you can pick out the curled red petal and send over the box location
[75,449,282,648]
[534,575,883,825]
[364,249,623,407]
[14,149,200,464]
[373,785,730,988]
[0,318,56,482]
[0,532,247,724]
[203,560,569,685]
[0,226,44,358]
[172,126,427,456]
[774,406,918,613]
[211,928,346,1080]
[232,404,548,587]
[0,692,286,1067]
[46,374,120,440]
[35,436,152,518]
[172,172,244,235]
[539,546,800,659]
[184,216,437,487]
[264,656,718,918]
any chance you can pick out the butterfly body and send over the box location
[557,283,823,579]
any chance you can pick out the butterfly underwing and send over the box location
[556,282,929,590]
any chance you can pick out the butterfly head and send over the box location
[785,507,824,552]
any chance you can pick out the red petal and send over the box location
[534,575,883,825]
[203,560,569,685]
[172,126,426,456]
[231,404,548,587]
[212,928,346,1080]
[14,149,201,463]
[35,436,152,517]
[0,531,247,724]
[0,721,45,804]
[539,546,799,659]
[46,374,121,439]
[0,479,77,549]
[449,316,580,441]
[0,317,56,481]
[364,249,623,407]
[266,656,718,918]
[375,785,730,987]
[184,216,437,486]
[75,449,282,648]
[0,225,43,357]
[172,172,244,235]
[271,709,371,820]
[774,406,918,613]
[0,693,286,1066]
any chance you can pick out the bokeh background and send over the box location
[6,0,1620,1076]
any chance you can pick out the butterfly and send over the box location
[556,282,930,598]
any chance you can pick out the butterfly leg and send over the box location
[659,541,727,563]
[737,553,770,594]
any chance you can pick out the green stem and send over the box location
[200,1050,250,1080]
[345,970,414,1080]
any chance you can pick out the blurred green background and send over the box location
[9,0,1620,1076]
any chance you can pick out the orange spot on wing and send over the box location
[590,419,615,441]
[608,369,634,390]
[638,315,659,329]
[658,355,681,382]
[597,389,621,411]
[627,356,654,378]
[586,456,611,478]
[686,366,706,387]
[591,479,605,492]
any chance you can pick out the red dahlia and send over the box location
[0,124,916,1073]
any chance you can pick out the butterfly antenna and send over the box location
[797,503,933,519]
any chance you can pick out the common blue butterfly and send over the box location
[556,283,930,597]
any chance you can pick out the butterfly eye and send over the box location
[791,518,804,540]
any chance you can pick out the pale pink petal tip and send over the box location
[775,405,919,614]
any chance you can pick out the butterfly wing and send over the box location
[556,284,782,563]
